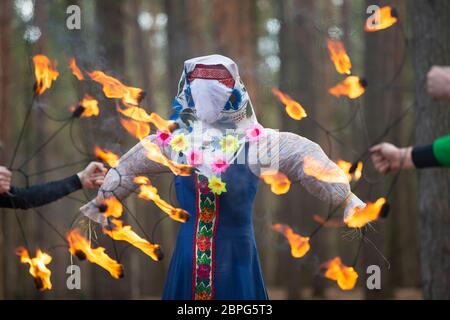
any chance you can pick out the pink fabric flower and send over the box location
[211,155,230,174]
[246,123,265,142]
[187,149,203,166]
[156,130,172,146]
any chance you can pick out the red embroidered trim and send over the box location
[211,193,219,299]
[188,64,235,88]
[191,173,200,299]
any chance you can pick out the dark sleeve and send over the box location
[0,175,82,209]
[411,144,441,168]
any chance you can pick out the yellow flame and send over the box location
[78,94,99,117]
[336,160,363,182]
[67,229,123,279]
[33,55,59,95]
[272,224,310,258]
[69,58,84,80]
[327,39,352,75]
[272,88,307,120]
[104,219,163,261]
[134,176,189,222]
[94,146,120,168]
[329,76,366,99]
[323,257,358,290]
[344,197,386,228]
[120,118,150,141]
[260,170,291,195]
[16,247,52,291]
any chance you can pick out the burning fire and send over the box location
[16,247,52,291]
[344,197,386,228]
[323,257,358,290]
[141,139,192,176]
[71,94,99,118]
[336,160,363,182]
[67,229,124,279]
[120,118,150,141]
[94,146,120,168]
[89,70,145,105]
[328,76,366,99]
[33,55,59,95]
[69,58,84,80]
[100,197,123,219]
[118,105,174,132]
[272,88,307,120]
[365,6,398,32]
[260,170,291,195]
[327,39,352,75]
[104,219,163,261]
[303,156,349,184]
[134,176,189,222]
[272,224,310,258]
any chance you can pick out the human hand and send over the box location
[77,162,107,189]
[427,66,450,100]
[370,143,414,174]
[0,166,12,194]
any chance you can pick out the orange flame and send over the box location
[312,215,343,228]
[104,219,163,261]
[141,139,192,176]
[344,197,385,228]
[336,160,363,182]
[101,197,123,219]
[16,247,52,291]
[118,105,173,132]
[33,55,59,95]
[120,118,150,141]
[134,176,189,222]
[328,76,366,99]
[272,224,310,258]
[327,39,352,75]
[365,6,398,32]
[272,88,307,120]
[69,58,84,80]
[88,70,144,105]
[260,170,291,195]
[303,156,349,184]
[75,94,99,118]
[323,257,358,290]
[94,146,120,168]
[67,229,124,279]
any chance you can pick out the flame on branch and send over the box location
[134,176,189,222]
[323,257,358,290]
[94,146,120,168]
[104,219,163,261]
[118,105,173,132]
[303,156,349,184]
[16,247,52,291]
[260,170,291,195]
[272,224,310,258]
[344,197,386,228]
[99,197,123,219]
[88,70,145,105]
[327,39,352,75]
[33,55,59,95]
[67,229,124,279]
[365,6,398,32]
[272,88,307,120]
[329,76,367,99]
[336,160,363,182]
[71,94,100,118]
[69,58,84,80]
[141,139,192,176]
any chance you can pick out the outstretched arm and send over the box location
[80,135,170,224]
[250,130,364,219]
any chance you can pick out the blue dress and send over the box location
[162,155,268,300]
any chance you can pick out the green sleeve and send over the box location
[433,134,450,167]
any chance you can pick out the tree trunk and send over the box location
[410,0,450,300]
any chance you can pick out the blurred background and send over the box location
[0,0,449,299]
